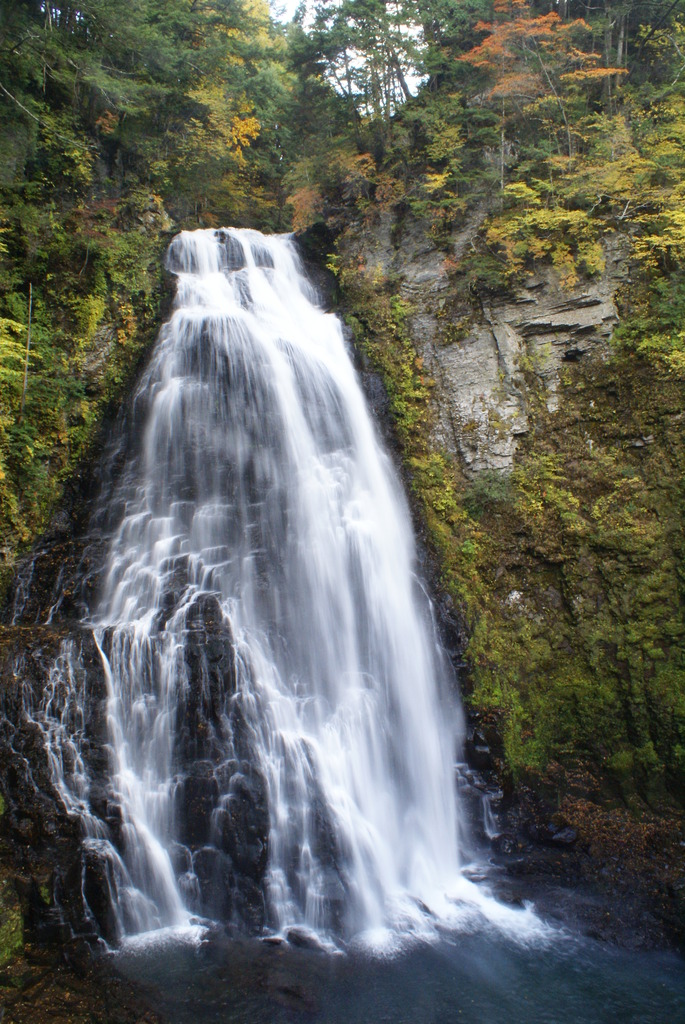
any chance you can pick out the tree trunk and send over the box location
[501,100,505,192]
[393,58,412,102]
[19,283,32,421]
[617,13,626,68]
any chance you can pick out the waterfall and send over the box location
[36,228,472,947]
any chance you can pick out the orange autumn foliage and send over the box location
[459,2,625,93]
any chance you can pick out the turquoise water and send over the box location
[115,930,685,1024]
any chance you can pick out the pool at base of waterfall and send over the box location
[114,930,684,1024]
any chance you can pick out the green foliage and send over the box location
[462,469,513,518]
[0,0,300,561]
[306,0,423,123]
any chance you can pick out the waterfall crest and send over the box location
[39,228,470,946]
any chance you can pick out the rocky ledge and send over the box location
[343,210,630,472]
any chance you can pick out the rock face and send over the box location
[0,626,96,943]
[345,211,630,472]
[0,513,270,945]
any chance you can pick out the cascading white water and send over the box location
[96,226,463,941]
[32,228,543,949]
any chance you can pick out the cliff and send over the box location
[345,210,632,472]
[334,206,685,946]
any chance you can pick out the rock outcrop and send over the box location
[0,512,270,947]
[344,211,630,472]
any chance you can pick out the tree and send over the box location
[460,0,626,163]
[307,0,423,127]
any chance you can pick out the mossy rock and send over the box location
[0,877,23,966]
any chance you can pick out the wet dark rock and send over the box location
[317,868,347,904]
[176,593,237,763]
[217,230,246,270]
[217,771,269,880]
[176,764,220,848]
[465,729,493,771]
[526,821,555,844]
[153,554,190,629]
[228,700,258,765]
[231,876,266,934]
[311,795,342,871]
[524,820,578,847]
[192,847,234,920]
[0,553,269,945]
[101,797,124,846]
[2,443,108,624]
[168,842,192,877]
[82,846,118,942]
[483,778,685,949]
[550,826,578,846]
[285,927,328,952]
[0,626,102,936]
[491,833,518,856]
[360,370,390,422]
[251,243,275,269]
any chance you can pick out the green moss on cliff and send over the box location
[0,188,169,557]
[487,356,685,808]
[0,878,23,966]
[339,249,685,814]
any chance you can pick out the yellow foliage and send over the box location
[561,67,628,83]
[70,294,106,349]
[0,318,26,384]
[186,85,261,164]
[425,123,464,164]
[229,114,261,154]
[502,181,541,206]
[485,203,604,286]
[423,171,450,194]
[634,208,685,269]
[666,347,685,376]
